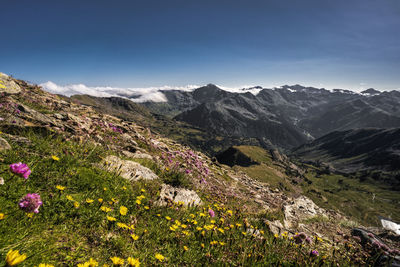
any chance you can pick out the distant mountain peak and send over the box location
[361,88,380,95]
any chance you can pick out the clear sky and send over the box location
[1,0,399,91]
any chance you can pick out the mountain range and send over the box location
[141,84,400,151]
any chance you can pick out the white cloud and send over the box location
[39,82,265,103]
[40,82,202,102]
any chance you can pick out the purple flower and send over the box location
[9,162,31,179]
[19,193,43,213]
[310,250,319,257]
[208,209,215,217]
[200,177,207,184]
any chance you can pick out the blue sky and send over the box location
[1,0,399,91]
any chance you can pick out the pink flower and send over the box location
[19,193,43,213]
[9,163,31,179]
[208,209,215,217]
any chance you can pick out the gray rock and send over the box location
[266,220,284,235]
[121,150,153,160]
[0,73,22,95]
[101,155,158,181]
[156,184,202,207]
[283,196,327,229]
[0,137,11,151]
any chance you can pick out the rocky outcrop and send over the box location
[0,73,22,95]
[283,196,327,229]
[156,183,202,207]
[101,155,158,181]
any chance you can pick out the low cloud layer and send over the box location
[39,82,263,103]
[40,81,200,102]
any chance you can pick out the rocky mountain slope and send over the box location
[143,84,400,151]
[1,73,400,266]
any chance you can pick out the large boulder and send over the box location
[0,73,21,95]
[283,196,327,228]
[156,184,202,207]
[101,155,158,181]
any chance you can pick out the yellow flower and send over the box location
[0,213,5,220]
[127,257,140,267]
[131,234,139,240]
[56,185,65,191]
[169,225,178,231]
[201,243,205,248]
[135,200,141,205]
[219,241,226,246]
[86,258,99,266]
[155,254,165,262]
[141,189,146,193]
[77,258,98,267]
[199,213,206,217]
[74,202,80,208]
[51,155,60,161]
[103,187,107,191]
[119,206,128,216]
[117,223,129,229]
[98,198,103,203]
[5,250,27,266]
[144,206,149,210]
[66,195,74,201]
[122,186,127,190]
[183,246,188,251]
[274,233,279,238]
[111,198,118,203]
[165,216,171,221]
[38,264,55,267]
[110,257,124,265]
[217,228,224,234]
[106,216,117,222]
[100,206,111,212]
[227,210,233,216]
[86,198,94,204]
[27,213,34,218]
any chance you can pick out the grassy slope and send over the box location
[231,146,296,193]
[232,146,400,226]
[0,130,353,266]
